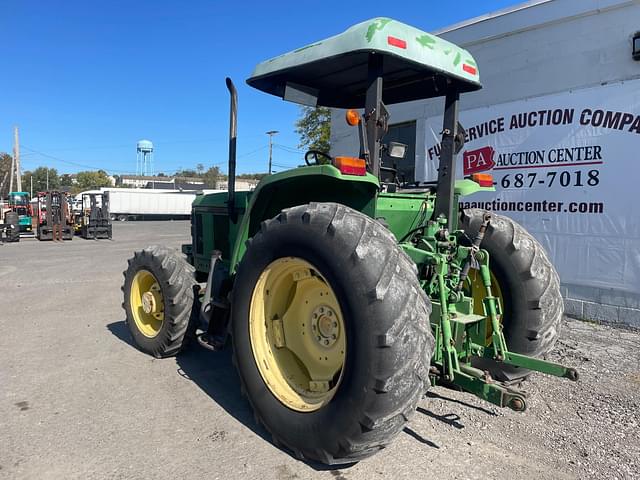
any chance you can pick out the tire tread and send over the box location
[233,202,435,464]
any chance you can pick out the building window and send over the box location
[381,121,416,184]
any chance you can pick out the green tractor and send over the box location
[122,18,576,464]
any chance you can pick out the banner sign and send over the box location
[423,80,640,291]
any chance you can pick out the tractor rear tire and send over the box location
[460,209,563,382]
[231,203,435,465]
[5,212,20,242]
[122,245,196,358]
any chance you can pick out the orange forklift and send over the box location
[36,191,73,241]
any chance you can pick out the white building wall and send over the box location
[330,0,640,326]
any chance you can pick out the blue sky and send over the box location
[1,0,521,176]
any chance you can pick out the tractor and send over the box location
[122,18,577,465]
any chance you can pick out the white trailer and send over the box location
[75,188,222,221]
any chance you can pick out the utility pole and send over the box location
[266,130,278,175]
[14,126,21,192]
[46,168,49,191]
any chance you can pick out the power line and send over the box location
[16,134,268,153]
[272,163,299,169]
[274,143,305,153]
[20,143,132,153]
[19,144,270,176]
[20,145,120,172]
[237,145,268,159]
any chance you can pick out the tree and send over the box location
[202,165,221,188]
[237,173,268,181]
[175,168,198,178]
[23,167,60,193]
[196,163,204,175]
[60,174,74,188]
[295,106,331,152]
[74,170,112,192]
[0,152,13,198]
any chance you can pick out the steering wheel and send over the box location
[304,150,333,166]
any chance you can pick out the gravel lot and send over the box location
[1,221,639,480]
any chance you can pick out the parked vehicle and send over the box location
[78,188,221,221]
[122,18,576,465]
[77,192,112,239]
[5,192,33,235]
[36,191,73,241]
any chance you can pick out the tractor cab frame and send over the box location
[245,17,481,230]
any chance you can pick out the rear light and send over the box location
[387,36,407,49]
[335,156,367,176]
[471,173,494,187]
[463,64,477,75]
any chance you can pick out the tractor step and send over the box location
[196,332,226,351]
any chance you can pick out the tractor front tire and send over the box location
[122,245,196,358]
[461,209,563,382]
[232,203,434,465]
[5,212,20,242]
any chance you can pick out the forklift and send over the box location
[5,192,33,237]
[36,191,74,241]
[78,192,112,239]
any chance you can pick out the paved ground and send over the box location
[1,221,639,480]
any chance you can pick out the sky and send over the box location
[1,0,522,176]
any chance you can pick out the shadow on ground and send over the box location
[107,321,458,468]
[107,320,265,439]
[107,321,345,470]
[425,390,497,416]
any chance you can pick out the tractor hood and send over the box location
[247,18,481,108]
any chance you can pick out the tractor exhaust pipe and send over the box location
[226,77,238,223]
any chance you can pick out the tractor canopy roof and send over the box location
[247,18,481,109]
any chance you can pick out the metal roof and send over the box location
[247,18,481,108]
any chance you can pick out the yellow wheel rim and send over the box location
[467,268,504,344]
[130,269,165,338]
[249,257,346,412]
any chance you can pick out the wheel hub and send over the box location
[141,291,154,314]
[248,257,346,412]
[312,305,339,347]
[130,270,165,337]
[141,284,163,319]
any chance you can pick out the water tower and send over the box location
[136,140,154,176]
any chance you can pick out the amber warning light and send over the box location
[471,173,494,187]
[335,156,367,176]
[345,109,360,126]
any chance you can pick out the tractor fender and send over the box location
[229,165,379,271]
